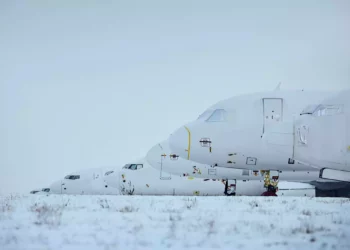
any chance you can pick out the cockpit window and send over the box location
[197,110,214,120]
[105,171,114,176]
[206,109,227,122]
[64,175,80,180]
[312,104,343,117]
[129,164,137,170]
[122,164,130,169]
[122,164,143,170]
[300,104,319,115]
[42,188,50,192]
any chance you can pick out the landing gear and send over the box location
[261,170,279,190]
[224,179,236,196]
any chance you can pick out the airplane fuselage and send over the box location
[169,90,334,171]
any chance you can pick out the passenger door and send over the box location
[159,154,171,180]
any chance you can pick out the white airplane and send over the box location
[146,139,349,196]
[292,89,350,182]
[49,168,120,195]
[47,165,231,196]
[168,89,336,176]
[47,165,236,196]
[45,158,315,197]
[147,139,321,181]
[30,188,50,195]
[104,158,270,196]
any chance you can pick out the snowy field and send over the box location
[1,194,350,250]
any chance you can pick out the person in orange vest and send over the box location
[261,185,278,196]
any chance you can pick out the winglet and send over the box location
[275,82,281,91]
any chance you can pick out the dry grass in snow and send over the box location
[1,194,350,250]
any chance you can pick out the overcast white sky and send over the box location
[1,1,349,194]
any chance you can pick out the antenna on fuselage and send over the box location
[274,82,282,91]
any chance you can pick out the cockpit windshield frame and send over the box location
[122,164,143,170]
[205,109,228,122]
[312,104,343,117]
[64,175,80,180]
[300,104,320,115]
[197,110,214,120]
[122,164,130,169]
[104,171,114,176]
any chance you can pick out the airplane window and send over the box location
[300,104,319,115]
[206,109,227,122]
[129,164,137,170]
[123,164,142,170]
[197,110,213,120]
[312,105,343,117]
[105,171,114,176]
[324,105,342,115]
[122,164,131,169]
[64,175,80,180]
[42,188,50,192]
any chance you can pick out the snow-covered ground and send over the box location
[1,194,349,250]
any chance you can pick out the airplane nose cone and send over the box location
[169,126,191,160]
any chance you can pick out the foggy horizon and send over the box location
[1,1,349,194]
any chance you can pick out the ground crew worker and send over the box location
[261,185,277,196]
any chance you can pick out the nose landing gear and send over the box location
[223,179,236,196]
[261,170,279,190]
